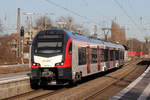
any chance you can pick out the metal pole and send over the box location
[29,16,32,67]
[45,16,46,30]
[17,8,21,59]
[23,12,33,67]
[21,37,24,64]
[148,41,150,58]
[140,17,143,53]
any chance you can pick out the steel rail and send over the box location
[82,60,140,100]
[29,88,67,100]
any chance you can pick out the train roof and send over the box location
[103,41,125,49]
[64,30,124,50]
[39,28,125,50]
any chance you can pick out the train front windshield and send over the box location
[33,31,64,56]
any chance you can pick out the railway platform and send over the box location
[110,65,150,100]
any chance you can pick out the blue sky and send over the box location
[0,0,150,41]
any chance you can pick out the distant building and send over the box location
[0,34,20,64]
[9,33,19,57]
[111,21,126,44]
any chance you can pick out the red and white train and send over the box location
[30,28,125,89]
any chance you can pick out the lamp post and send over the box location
[23,12,33,67]
[20,26,24,64]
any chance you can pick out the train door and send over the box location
[68,42,72,67]
[97,46,100,71]
[86,46,90,73]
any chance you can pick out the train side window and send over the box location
[110,50,114,61]
[90,48,97,63]
[120,51,124,60]
[68,43,72,54]
[104,49,108,61]
[115,50,117,60]
[120,51,122,59]
[115,50,119,60]
[100,49,105,62]
[122,51,124,60]
[78,47,86,65]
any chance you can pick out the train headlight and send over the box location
[33,63,40,66]
[33,63,36,66]
[55,62,64,66]
[32,63,41,68]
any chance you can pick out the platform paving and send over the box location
[110,66,150,100]
[0,71,31,99]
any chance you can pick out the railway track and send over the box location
[4,58,145,100]
[82,59,147,100]
[5,89,44,100]
[30,87,67,100]
[33,59,144,100]
[5,86,67,100]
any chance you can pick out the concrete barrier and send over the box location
[0,64,29,68]
[0,74,32,99]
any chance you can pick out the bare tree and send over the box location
[0,19,3,33]
[72,24,90,36]
[56,16,73,30]
[0,35,19,64]
[56,16,89,35]
[35,16,53,29]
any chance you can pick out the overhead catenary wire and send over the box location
[44,0,100,25]
[127,0,137,17]
[126,0,145,33]
[113,0,142,34]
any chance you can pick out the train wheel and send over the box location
[30,78,40,89]
[78,72,82,84]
